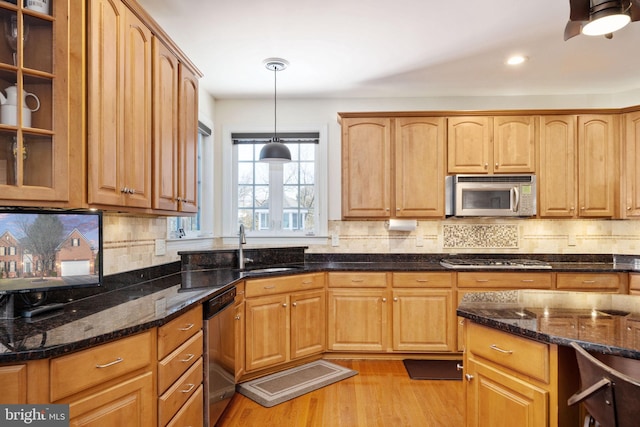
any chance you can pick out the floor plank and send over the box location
[217,360,465,426]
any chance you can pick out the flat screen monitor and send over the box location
[0,209,103,295]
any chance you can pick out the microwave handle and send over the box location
[511,187,520,212]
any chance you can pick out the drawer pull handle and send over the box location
[476,279,489,283]
[416,279,429,282]
[96,357,123,368]
[180,353,195,363]
[351,279,364,283]
[490,344,513,354]
[178,323,195,331]
[520,279,534,283]
[465,373,474,381]
[302,280,313,284]
[181,383,196,393]
[264,286,276,289]
[582,280,596,284]
[456,363,464,371]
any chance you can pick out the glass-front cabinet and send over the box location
[0,0,72,204]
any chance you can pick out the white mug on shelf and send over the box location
[0,85,41,127]
[25,0,50,15]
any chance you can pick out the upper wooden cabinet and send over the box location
[341,116,446,219]
[88,0,152,208]
[0,1,77,205]
[539,115,577,217]
[623,111,640,218]
[447,116,536,174]
[152,39,199,213]
[539,114,617,218]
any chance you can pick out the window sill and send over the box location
[221,235,328,246]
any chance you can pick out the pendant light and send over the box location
[259,58,292,163]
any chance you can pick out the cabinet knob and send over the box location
[381,298,387,303]
[465,373,474,382]
[282,303,287,308]
[121,187,129,194]
[484,163,488,169]
[393,297,398,302]
[581,207,585,210]
[627,206,632,211]
[292,302,297,307]
[234,315,241,320]
[495,163,499,168]
[456,363,464,371]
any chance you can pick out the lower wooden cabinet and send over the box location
[244,273,326,372]
[463,322,579,427]
[68,371,154,427]
[0,364,27,404]
[555,272,626,293]
[327,288,388,352]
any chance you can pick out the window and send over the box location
[72,238,80,247]
[167,121,212,239]
[227,130,327,241]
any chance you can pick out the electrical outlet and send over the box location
[331,233,340,247]
[568,234,577,246]
[416,234,424,247]
[155,239,166,256]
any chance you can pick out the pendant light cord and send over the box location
[273,67,278,142]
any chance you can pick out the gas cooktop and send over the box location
[440,258,552,269]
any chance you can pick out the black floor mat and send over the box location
[403,359,463,380]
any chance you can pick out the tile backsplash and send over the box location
[103,214,640,274]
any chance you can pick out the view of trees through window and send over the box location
[237,142,316,234]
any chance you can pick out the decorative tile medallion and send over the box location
[443,224,519,249]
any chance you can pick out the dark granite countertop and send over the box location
[3,250,640,364]
[457,290,640,360]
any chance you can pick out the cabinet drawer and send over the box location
[457,272,552,289]
[166,384,204,427]
[158,330,203,394]
[328,272,387,288]
[392,272,453,288]
[556,273,621,291]
[467,322,549,383]
[245,272,324,297]
[158,357,203,426]
[51,331,153,402]
[158,306,203,360]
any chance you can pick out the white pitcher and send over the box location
[0,85,40,127]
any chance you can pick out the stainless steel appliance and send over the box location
[440,258,551,269]
[203,287,236,427]
[446,174,537,217]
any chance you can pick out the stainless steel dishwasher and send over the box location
[203,286,237,427]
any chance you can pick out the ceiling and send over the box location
[136,0,640,100]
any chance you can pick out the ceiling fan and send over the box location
[564,0,640,40]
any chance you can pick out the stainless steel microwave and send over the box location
[445,174,537,217]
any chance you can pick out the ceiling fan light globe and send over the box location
[582,13,631,36]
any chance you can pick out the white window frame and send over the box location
[222,124,328,245]
[166,120,216,252]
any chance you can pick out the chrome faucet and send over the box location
[239,224,251,270]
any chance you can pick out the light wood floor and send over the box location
[217,360,465,427]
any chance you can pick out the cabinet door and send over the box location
[624,111,640,217]
[290,289,326,359]
[578,115,617,217]
[121,8,152,208]
[395,117,446,217]
[465,359,548,427]
[152,38,179,211]
[539,116,577,217]
[245,294,287,371]
[0,364,27,404]
[87,0,124,206]
[493,116,536,173]
[327,289,388,351]
[234,301,245,381]
[178,64,199,213]
[341,117,391,218]
[447,116,492,173]
[68,371,155,427]
[392,289,454,352]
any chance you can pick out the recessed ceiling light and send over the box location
[506,55,527,66]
